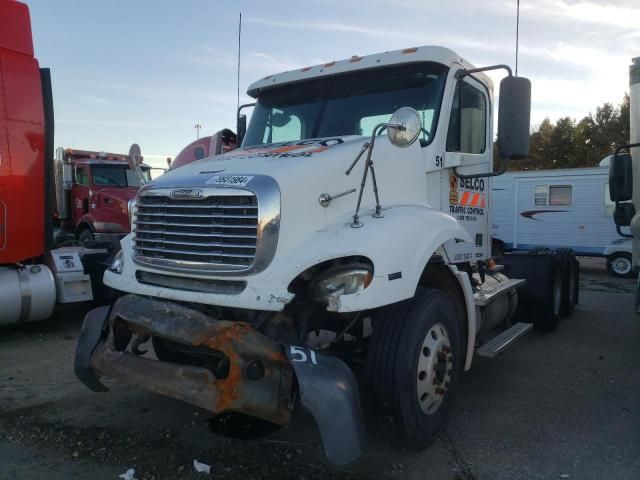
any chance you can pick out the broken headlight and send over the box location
[109,249,124,274]
[312,267,373,311]
[127,198,136,229]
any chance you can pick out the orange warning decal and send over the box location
[458,192,486,207]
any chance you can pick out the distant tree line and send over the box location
[495,95,630,170]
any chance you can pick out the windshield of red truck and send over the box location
[91,165,151,187]
[243,62,448,148]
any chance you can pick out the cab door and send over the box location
[72,165,90,224]
[442,76,492,261]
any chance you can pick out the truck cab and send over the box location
[55,149,151,244]
[75,46,575,466]
[169,128,237,171]
[608,56,640,304]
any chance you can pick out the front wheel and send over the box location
[607,253,633,278]
[77,228,95,245]
[366,288,462,449]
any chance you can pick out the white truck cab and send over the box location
[608,56,640,305]
[75,46,577,465]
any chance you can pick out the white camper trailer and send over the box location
[491,162,633,277]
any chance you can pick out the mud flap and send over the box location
[74,305,110,392]
[285,346,366,465]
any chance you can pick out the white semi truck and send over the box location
[75,46,578,465]
[609,56,640,308]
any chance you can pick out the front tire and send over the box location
[607,253,633,278]
[77,228,95,245]
[366,288,462,449]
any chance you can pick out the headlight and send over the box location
[127,199,136,229]
[312,267,373,311]
[109,249,124,274]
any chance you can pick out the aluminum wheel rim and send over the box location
[612,257,631,275]
[417,322,452,415]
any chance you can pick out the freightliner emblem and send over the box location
[170,188,204,199]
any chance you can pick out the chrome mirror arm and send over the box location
[349,122,404,228]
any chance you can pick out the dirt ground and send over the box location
[1,256,639,480]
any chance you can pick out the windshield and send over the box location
[91,165,151,187]
[243,62,448,148]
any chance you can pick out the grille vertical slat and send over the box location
[133,193,258,270]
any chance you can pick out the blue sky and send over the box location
[26,0,638,169]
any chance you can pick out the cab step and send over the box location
[476,322,533,358]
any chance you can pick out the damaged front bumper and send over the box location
[74,294,365,465]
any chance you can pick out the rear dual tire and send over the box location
[502,251,564,331]
[537,252,563,331]
[555,248,579,316]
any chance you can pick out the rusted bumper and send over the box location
[75,294,365,465]
[76,294,293,425]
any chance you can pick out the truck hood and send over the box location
[97,187,138,202]
[142,134,427,254]
[153,136,365,182]
[147,135,426,199]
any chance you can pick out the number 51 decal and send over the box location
[289,346,318,365]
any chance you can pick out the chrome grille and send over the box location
[133,193,258,271]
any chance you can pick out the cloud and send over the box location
[244,15,513,56]
[245,16,407,39]
[246,51,302,72]
[181,45,237,69]
[80,95,108,105]
[57,118,171,128]
[517,0,640,29]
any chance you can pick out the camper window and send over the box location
[534,185,572,207]
[534,185,548,206]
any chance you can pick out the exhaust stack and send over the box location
[54,147,72,220]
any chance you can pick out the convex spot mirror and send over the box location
[609,152,633,202]
[498,76,531,159]
[128,143,142,167]
[271,111,292,128]
[388,107,421,148]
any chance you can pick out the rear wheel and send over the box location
[503,251,562,331]
[535,256,563,331]
[555,248,578,316]
[366,288,462,449]
[607,253,633,278]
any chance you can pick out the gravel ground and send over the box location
[1,256,639,479]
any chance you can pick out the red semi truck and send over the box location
[0,0,126,325]
[169,128,237,170]
[54,147,151,244]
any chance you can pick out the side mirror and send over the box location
[609,152,633,202]
[127,143,148,185]
[614,203,636,227]
[237,114,247,146]
[497,76,531,159]
[388,107,421,148]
